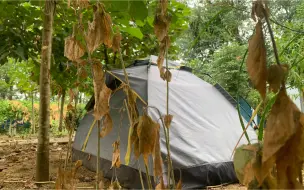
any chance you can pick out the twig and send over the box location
[144,163,153,189]
[137,161,145,190]
[262,8,280,65]
[231,101,263,158]
[96,120,101,189]
[236,48,250,145]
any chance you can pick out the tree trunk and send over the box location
[36,0,55,182]
[31,92,35,134]
[300,88,304,112]
[58,89,66,132]
[8,86,13,100]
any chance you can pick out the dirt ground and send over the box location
[0,135,245,190]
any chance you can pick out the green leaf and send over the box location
[122,27,143,40]
[129,1,148,20]
[135,20,145,27]
[146,16,154,27]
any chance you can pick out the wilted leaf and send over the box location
[164,114,173,128]
[246,21,267,99]
[112,30,122,53]
[251,0,269,22]
[155,177,165,189]
[79,67,88,79]
[100,113,113,138]
[153,124,162,178]
[92,61,112,120]
[64,36,85,61]
[176,179,182,189]
[86,3,112,53]
[137,113,158,165]
[124,87,138,123]
[69,88,75,104]
[164,69,172,82]
[262,87,304,187]
[111,140,121,168]
[67,103,74,111]
[267,64,288,93]
[68,0,89,9]
[154,14,169,42]
[109,180,121,190]
[131,122,140,158]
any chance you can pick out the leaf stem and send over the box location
[262,8,280,65]
[96,120,100,189]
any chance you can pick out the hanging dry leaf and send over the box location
[86,3,112,53]
[154,15,169,42]
[124,87,139,123]
[164,69,172,82]
[68,0,90,9]
[267,64,288,93]
[111,140,121,168]
[261,87,304,187]
[176,179,182,189]
[92,61,112,120]
[67,103,74,111]
[155,177,166,189]
[137,113,158,165]
[79,67,88,79]
[76,59,87,66]
[109,180,121,190]
[69,88,75,104]
[251,0,269,22]
[164,114,173,128]
[131,122,140,158]
[100,113,113,138]
[246,21,267,99]
[64,36,85,61]
[112,30,122,53]
[153,124,162,178]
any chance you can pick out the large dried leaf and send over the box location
[86,3,112,53]
[64,36,85,61]
[100,113,113,138]
[131,122,140,158]
[251,0,269,22]
[92,61,112,120]
[153,124,162,178]
[154,14,169,42]
[112,30,122,53]
[137,113,158,165]
[267,64,288,93]
[262,87,304,186]
[111,140,121,168]
[79,67,88,79]
[246,21,267,99]
[68,0,89,9]
[124,87,139,123]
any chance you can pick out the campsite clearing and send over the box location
[0,136,245,189]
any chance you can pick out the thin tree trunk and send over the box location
[31,92,35,134]
[36,0,55,182]
[59,89,66,132]
[300,88,304,112]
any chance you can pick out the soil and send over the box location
[0,135,244,190]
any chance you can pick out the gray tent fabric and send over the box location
[72,56,256,189]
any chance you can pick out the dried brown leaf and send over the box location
[164,114,173,128]
[124,87,139,123]
[86,3,112,53]
[69,0,90,9]
[153,124,162,178]
[267,64,289,93]
[109,180,121,190]
[154,15,169,42]
[69,88,75,104]
[100,113,113,138]
[262,87,304,186]
[64,36,85,61]
[155,177,165,189]
[164,69,172,82]
[92,61,112,120]
[176,179,182,189]
[246,21,267,99]
[251,0,269,21]
[112,31,122,53]
[111,140,121,168]
[67,103,74,111]
[137,113,158,165]
[79,67,88,79]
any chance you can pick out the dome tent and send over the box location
[72,55,256,189]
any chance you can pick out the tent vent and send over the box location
[179,66,192,73]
